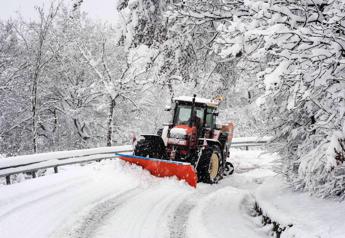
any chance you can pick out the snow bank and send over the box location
[255,176,345,238]
[187,187,266,238]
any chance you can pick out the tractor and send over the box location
[121,95,234,185]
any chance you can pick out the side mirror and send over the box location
[213,111,219,116]
[164,106,172,111]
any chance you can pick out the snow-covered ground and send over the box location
[255,177,345,238]
[0,149,344,238]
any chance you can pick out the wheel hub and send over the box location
[209,152,219,180]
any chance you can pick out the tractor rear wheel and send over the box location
[197,146,222,184]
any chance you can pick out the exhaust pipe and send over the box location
[189,94,197,128]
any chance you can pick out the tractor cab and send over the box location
[160,95,225,162]
[171,96,220,138]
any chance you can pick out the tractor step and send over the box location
[116,153,198,187]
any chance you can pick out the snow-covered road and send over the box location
[0,150,276,238]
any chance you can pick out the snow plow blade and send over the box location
[116,153,197,187]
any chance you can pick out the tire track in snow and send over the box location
[0,176,81,206]
[85,182,193,238]
[63,187,142,238]
[0,177,89,221]
[169,198,196,238]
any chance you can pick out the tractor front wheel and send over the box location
[134,138,167,159]
[134,139,154,157]
[223,161,234,176]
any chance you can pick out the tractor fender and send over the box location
[141,134,166,150]
[198,138,226,172]
[198,138,222,150]
[141,134,166,148]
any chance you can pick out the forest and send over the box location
[0,0,344,200]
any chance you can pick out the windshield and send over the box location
[174,105,204,125]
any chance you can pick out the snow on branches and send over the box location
[233,0,345,199]
[170,0,345,199]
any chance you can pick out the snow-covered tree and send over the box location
[0,2,63,154]
[165,0,265,134]
[211,0,345,199]
[0,2,159,154]
[117,0,203,100]
[0,21,30,154]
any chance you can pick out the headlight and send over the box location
[170,134,189,140]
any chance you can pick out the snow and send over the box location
[173,96,220,107]
[219,38,242,58]
[92,180,192,238]
[0,149,344,238]
[0,160,141,238]
[170,127,187,137]
[186,187,266,238]
[264,61,290,91]
[256,176,345,238]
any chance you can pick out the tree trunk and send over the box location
[106,97,116,146]
[167,78,174,103]
[31,69,40,153]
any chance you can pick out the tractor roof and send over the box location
[173,96,220,108]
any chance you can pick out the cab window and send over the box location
[175,105,191,125]
[205,108,215,128]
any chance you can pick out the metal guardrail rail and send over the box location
[0,145,133,185]
[0,137,272,185]
[231,136,272,150]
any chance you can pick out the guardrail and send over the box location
[0,136,272,185]
[0,145,133,185]
[231,136,272,150]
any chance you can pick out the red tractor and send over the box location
[118,95,234,186]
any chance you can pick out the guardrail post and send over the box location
[54,166,58,174]
[6,175,11,185]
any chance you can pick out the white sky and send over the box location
[0,0,119,22]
